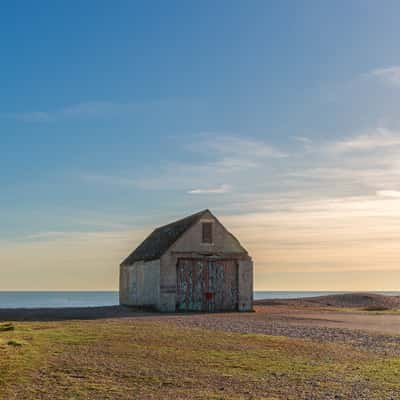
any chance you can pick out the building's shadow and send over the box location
[0,306,162,322]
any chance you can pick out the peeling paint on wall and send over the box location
[176,258,238,312]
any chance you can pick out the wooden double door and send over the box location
[176,258,239,312]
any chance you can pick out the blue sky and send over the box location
[2,1,400,290]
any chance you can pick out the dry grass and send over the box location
[0,318,399,399]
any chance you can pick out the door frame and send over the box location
[175,257,239,312]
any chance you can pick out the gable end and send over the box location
[121,210,209,266]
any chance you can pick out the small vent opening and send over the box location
[202,222,213,243]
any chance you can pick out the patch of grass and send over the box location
[363,305,391,311]
[0,319,399,399]
[0,323,14,332]
[6,340,23,347]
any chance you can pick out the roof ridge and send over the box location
[154,209,209,231]
[121,209,210,266]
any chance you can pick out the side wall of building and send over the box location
[119,259,160,307]
[159,211,253,312]
[238,259,253,311]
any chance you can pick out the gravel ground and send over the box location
[255,292,400,309]
[1,301,399,357]
[162,307,400,356]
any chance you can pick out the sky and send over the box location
[1,1,400,290]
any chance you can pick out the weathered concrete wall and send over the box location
[238,259,253,311]
[119,259,160,307]
[159,210,253,312]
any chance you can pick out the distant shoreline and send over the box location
[0,290,399,309]
[0,292,398,322]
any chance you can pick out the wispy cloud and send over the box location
[332,128,400,152]
[367,66,400,87]
[293,136,312,145]
[188,184,232,194]
[1,111,51,123]
[81,174,138,187]
[187,135,287,170]
[184,135,286,176]
[376,190,400,198]
[7,126,400,289]
[1,101,139,123]
[82,129,400,202]
[82,135,287,192]
[26,231,71,240]
[61,101,136,118]
[201,135,286,158]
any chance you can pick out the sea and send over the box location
[0,291,399,309]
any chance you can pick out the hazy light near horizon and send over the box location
[3,127,400,291]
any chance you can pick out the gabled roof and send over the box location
[121,209,210,266]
